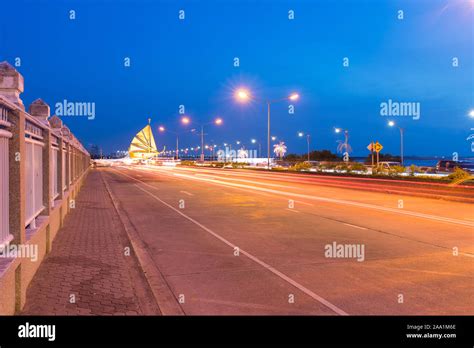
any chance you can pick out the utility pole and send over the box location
[267,101,271,169]
[176,135,179,160]
[306,134,310,162]
[200,125,204,162]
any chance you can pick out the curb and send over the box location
[101,170,185,315]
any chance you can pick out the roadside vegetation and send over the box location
[175,150,474,185]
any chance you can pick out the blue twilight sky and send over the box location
[0,0,473,156]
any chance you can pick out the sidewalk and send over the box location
[21,170,160,315]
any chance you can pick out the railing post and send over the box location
[61,126,71,190]
[49,115,64,199]
[29,99,52,214]
[0,62,26,245]
[0,62,24,111]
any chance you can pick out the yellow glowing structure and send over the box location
[128,119,162,159]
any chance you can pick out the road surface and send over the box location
[100,165,474,315]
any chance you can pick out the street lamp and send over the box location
[251,138,262,157]
[158,126,181,160]
[298,132,311,162]
[388,120,405,166]
[235,88,300,168]
[182,116,223,161]
[235,88,251,102]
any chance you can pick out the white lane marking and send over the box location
[180,190,194,196]
[286,209,300,213]
[194,172,304,190]
[171,172,474,228]
[112,169,348,315]
[342,223,367,230]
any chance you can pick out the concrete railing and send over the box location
[0,61,90,314]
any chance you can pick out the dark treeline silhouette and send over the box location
[364,153,401,164]
[285,150,339,162]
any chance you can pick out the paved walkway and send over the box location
[21,170,160,315]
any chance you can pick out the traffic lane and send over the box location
[144,165,474,222]
[278,253,473,315]
[161,165,474,201]
[102,169,339,315]
[133,166,474,254]
[109,167,474,314]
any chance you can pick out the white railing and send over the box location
[0,125,12,248]
[62,147,66,191]
[68,149,72,185]
[25,138,45,228]
[51,146,59,203]
[0,67,91,249]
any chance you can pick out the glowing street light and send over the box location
[235,88,250,102]
[289,93,300,101]
[388,120,405,166]
[298,132,311,162]
[271,136,277,141]
[181,116,223,161]
[251,138,261,157]
[158,125,181,160]
[234,87,300,168]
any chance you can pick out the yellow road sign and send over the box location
[374,141,383,153]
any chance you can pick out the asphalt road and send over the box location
[100,165,474,315]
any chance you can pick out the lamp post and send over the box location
[235,88,299,169]
[158,126,181,160]
[181,116,223,162]
[388,121,404,166]
[298,132,311,162]
[251,138,262,157]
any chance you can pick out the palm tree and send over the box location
[336,130,352,154]
[273,142,287,159]
[336,140,352,153]
[237,147,249,159]
[467,134,474,152]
